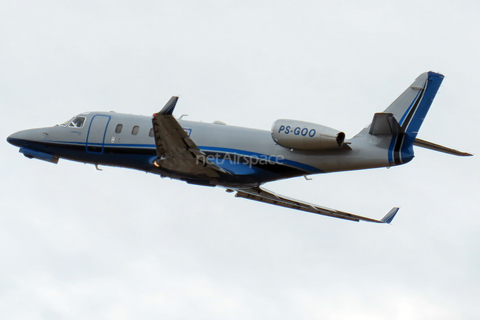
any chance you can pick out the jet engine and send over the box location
[271,119,345,150]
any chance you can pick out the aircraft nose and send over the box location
[7,131,24,147]
[6,129,45,147]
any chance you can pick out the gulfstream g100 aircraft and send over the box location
[7,72,472,224]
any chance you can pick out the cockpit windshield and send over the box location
[59,116,86,128]
[59,117,74,126]
[69,116,86,128]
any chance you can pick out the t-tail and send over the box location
[361,71,471,166]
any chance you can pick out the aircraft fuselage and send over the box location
[7,111,390,188]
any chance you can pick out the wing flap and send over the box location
[235,187,398,224]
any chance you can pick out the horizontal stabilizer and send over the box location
[414,138,473,156]
[369,113,403,135]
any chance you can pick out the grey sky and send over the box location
[1,1,479,319]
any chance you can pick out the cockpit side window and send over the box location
[68,116,86,128]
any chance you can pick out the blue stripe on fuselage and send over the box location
[40,141,322,174]
[198,146,323,173]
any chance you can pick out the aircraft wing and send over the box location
[152,96,230,178]
[235,187,398,224]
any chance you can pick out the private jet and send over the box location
[7,71,472,224]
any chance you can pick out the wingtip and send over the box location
[381,207,399,224]
[160,96,179,115]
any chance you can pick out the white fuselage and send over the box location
[7,111,393,187]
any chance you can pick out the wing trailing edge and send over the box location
[234,187,398,224]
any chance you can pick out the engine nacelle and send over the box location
[271,119,345,150]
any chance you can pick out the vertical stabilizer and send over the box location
[384,72,444,136]
[386,72,444,165]
[361,72,444,166]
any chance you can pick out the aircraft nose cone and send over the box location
[6,131,23,147]
[6,129,45,148]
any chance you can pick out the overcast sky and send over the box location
[1,1,479,319]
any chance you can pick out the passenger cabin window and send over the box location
[149,128,154,137]
[115,124,123,133]
[132,126,139,135]
[68,116,86,128]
